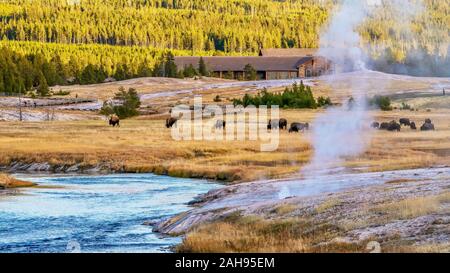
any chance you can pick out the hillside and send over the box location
[0,0,449,95]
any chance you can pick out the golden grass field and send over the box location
[0,106,448,182]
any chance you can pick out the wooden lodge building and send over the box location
[174,48,333,80]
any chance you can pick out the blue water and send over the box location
[0,174,219,253]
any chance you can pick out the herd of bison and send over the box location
[371,118,436,132]
[110,115,436,133]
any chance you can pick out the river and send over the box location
[0,174,219,253]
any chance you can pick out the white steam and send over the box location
[304,0,423,173]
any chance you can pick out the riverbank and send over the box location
[156,167,450,253]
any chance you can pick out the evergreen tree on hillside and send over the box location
[164,52,178,78]
[198,57,208,76]
[244,64,257,81]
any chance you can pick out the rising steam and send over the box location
[303,0,424,173]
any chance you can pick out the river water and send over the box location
[0,174,219,253]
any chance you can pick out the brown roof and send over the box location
[259,48,318,57]
[174,56,313,72]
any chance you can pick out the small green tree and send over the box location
[198,57,208,76]
[370,95,392,111]
[100,87,141,119]
[244,64,257,81]
[183,64,198,78]
[164,52,178,78]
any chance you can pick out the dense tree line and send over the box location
[0,0,329,52]
[0,40,218,94]
[0,0,448,57]
[1,0,450,94]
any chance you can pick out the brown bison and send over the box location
[399,118,411,126]
[109,115,120,127]
[289,122,309,133]
[215,120,226,129]
[166,117,179,128]
[387,121,401,131]
[421,119,435,131]
[380,121,400,131]
[268,119,288,130]
[379,122,390,130]
[410,122,417,130]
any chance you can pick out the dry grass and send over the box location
[0,105,448,182]
[316,198,342,213]
[177,215,372,253]
[0,173,36,188]
[273,204,297,215]
[373,192,450,220]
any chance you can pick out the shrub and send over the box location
[370,95,392,111]
[233,82,325,109]
[100,87,141,118]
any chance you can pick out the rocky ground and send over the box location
[155,167,450,251]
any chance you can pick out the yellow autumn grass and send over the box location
[0,173,36,188]
[373,192,450,220]
[0,107,448,182]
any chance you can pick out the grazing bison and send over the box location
[371,122,380,129]
[421,119,435,131]
[215,119,226,129]
[268,119,288,130]
[380,121,400,131]
[399,118,411,126]
[387,121,401,132]
[109,115,120,127]
[166,117,179,128]
[289,122,309,133]
[410,122,417,130]
[379,122,390,130]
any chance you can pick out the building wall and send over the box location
[298,57,331,77]
[266,71,298,80]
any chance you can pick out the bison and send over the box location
[399,118,411,126]
[410,122,417,130]
[421,122,435,131]
[166,117,179,128]
[109,115,120,127]
[289,122,309,133]
[379,122,390,130]
[215,119,226,129]
[371,122,380,129]
[380,121,400,131]
[387,121,401,132]
[268,119,288,130]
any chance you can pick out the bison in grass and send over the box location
[399,118,411,126]
[410,122,417,130]
[289,122,309,133]
[371,122,380,129]
[268,119,288,130]
[421,119,435,131]
[166,117,179,128]
[387,121,401,132]
[379,122,390,130]
[380,121,401,131]
[109,115,120,127]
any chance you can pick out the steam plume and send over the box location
[304,0,423,173]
